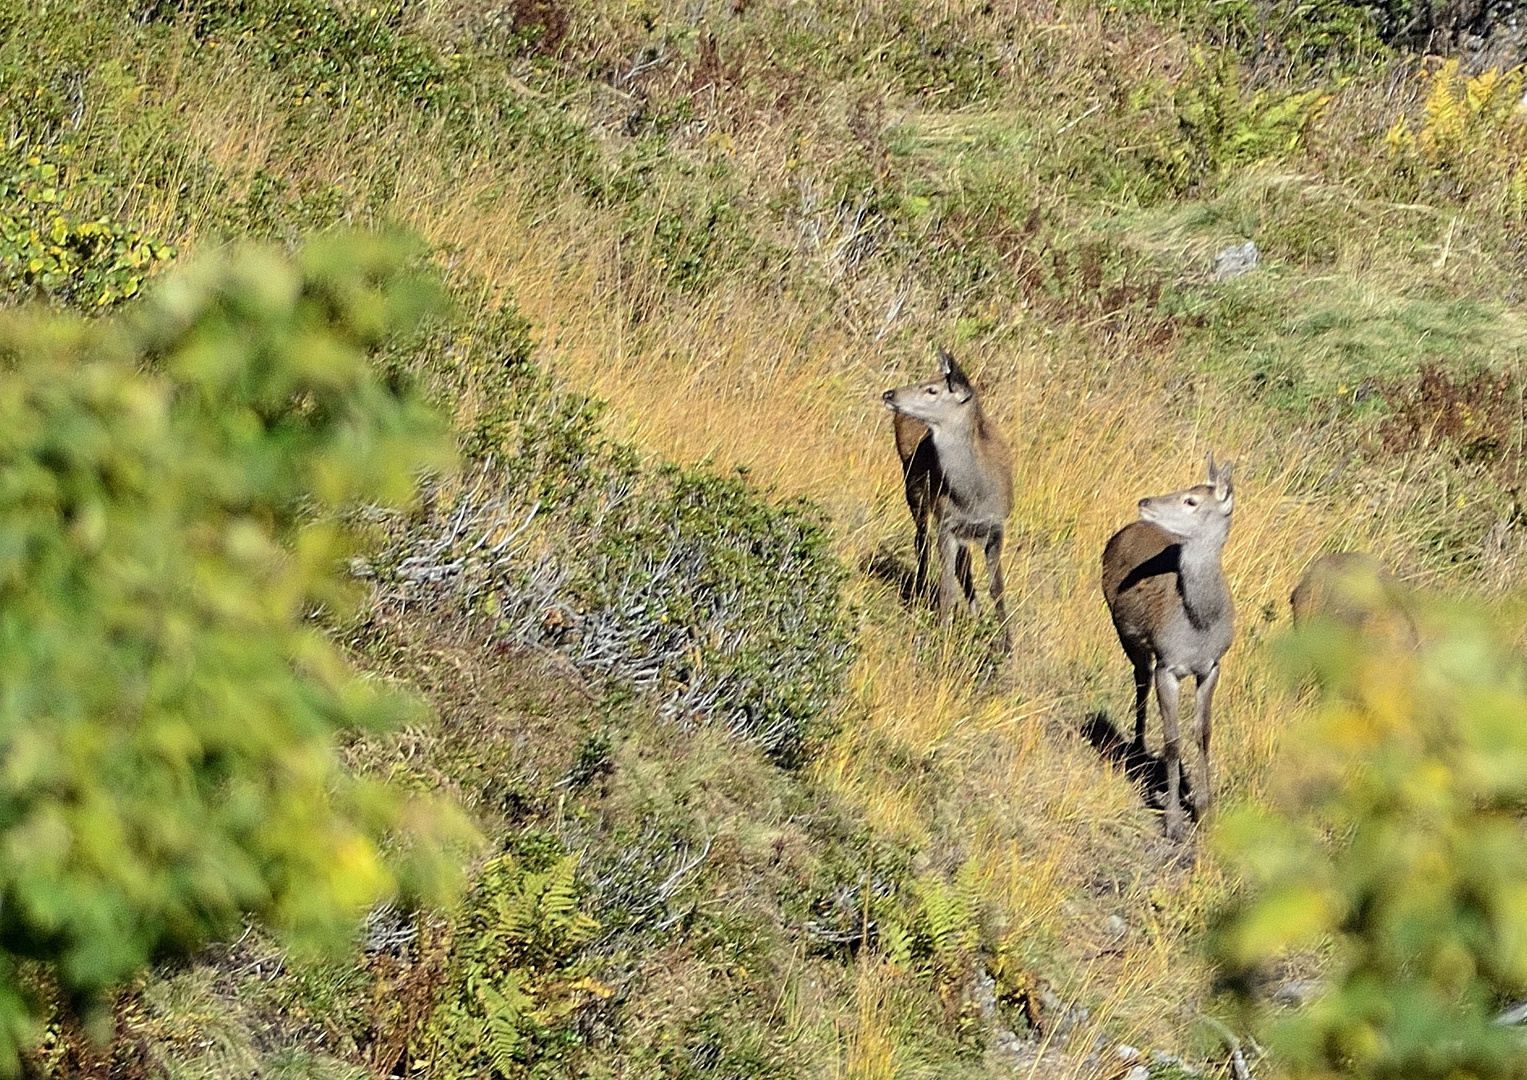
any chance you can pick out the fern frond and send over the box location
[480,975,531,1075]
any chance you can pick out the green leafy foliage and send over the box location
[880,6,1003,102]
[1118,0,1385,68]
[0,231,467,1067]
[1139,48,1333,197]
[0,143,175,310]
[1212,602,1527,1078]
[1386,60,1527,217]
[420,842,604,1079]
[161,0,456,110]
[879,865,986,978]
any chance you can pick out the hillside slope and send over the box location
[6,0,1527,1076]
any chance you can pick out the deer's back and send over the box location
[1102,521,1179,622]
[1102,521,1231,669]
[971,419,1014,520]
[1291,552,1414,643]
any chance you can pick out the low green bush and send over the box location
[0,143,175,310]
[420,840,604,1079]
[381,323,856,766]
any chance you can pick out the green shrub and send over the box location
[0,231,467,1065]
[1118,0,1384,68]
[382,351,855,766]
[1386,60,1527,218]
[1212,600,1527,1078]
[164,0,456,110]
[0,143,175,310]
[1136,48,1334,197]
[880,6,1002,103]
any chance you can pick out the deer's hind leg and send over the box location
[1190,664,1219,821]
[984,530,1011,650]
[1123,643,1153,752]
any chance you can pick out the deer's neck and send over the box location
[929,412,997,510]
[1177,535,1230,629]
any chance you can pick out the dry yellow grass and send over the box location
[366,138,1416,1061]
[82,27,1478,1074]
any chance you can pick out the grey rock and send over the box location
[1272,978,1322,1006]
[1103,914,1127,939]
[1150,1049,1204,1075]
[967,968,1027,1065]
[1125,1067,1151,1080]
[1211,240,1260,280]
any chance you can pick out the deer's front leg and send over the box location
[985,530,1010,651]
[937,523,964,622]
[1155,664,1186,842]
[954,546,976,611]
[1191,664,1219,821]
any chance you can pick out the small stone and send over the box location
[1125,1066,1150,1080]
[1103,914,1127,939]
[1211,240,1260,280]
[1150,1050,1203,1075]
[1116,1044,1141,1061]
[1272,978,1321,1006]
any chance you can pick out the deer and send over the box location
[1290,551,1416,646]
[1101,455,1234,842]
[882,347,1014,649]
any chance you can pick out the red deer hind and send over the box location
[1101,455,1235,841]
[882,347,1014,649]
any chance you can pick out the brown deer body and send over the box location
[1290,552,1415,645]
[1101,456,1234,841]
[882,348,1014,648]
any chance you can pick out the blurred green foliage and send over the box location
[0,231,468,1067]
[1213,603,1527,1078]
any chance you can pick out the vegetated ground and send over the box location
[8,0,1527,1076]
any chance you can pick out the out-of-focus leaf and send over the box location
[0,232,474,1071]
[1212,605,1527,1079]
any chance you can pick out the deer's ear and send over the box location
[938,346,973,397]
[1208,454,1234,502]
